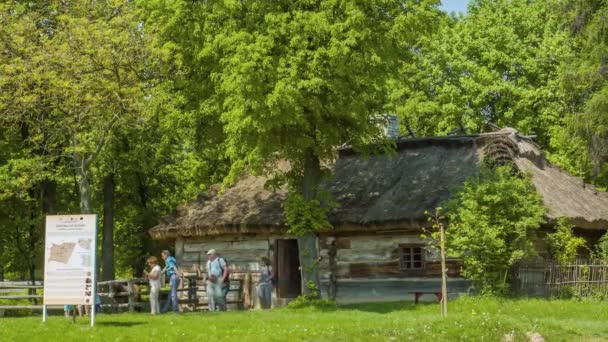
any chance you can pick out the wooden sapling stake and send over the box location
[425,208,448,317]
[440,221,448,317]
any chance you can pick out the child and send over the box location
[144,256,162,314]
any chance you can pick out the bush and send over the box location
[287,281,337,310]
[446,165,545,295]
[546,217,586,264]
[593,231,608,260]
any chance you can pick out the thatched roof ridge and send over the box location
[149,128,608,240]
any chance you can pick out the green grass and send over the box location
[1,297,607,341]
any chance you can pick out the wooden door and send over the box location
[275,239,301,298]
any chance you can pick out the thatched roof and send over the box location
[149,128,608,240]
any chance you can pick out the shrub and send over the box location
[287,281,337,310]
[593,231,608,260]
[546,217,586,265]
[446,165,546,295]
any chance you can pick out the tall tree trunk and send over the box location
[102,173,115,280]
[28,214,36,288]
[298,151,322,297]
[74,155,93,214]
[41,180,56,214]
[27,200,37,302]
[35,180,56,303]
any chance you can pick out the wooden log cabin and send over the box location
[149,128,608,306]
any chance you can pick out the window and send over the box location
[400,245,424,271]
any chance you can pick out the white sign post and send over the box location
[42,215,97,327]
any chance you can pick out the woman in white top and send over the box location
[145,256,162,314]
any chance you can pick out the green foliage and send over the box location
[446,165,546,295]
[284,191,335,236]
[142,0,443,208]
[389,0,605,190]
[422,207,446,257]
[546,217,587,265]
[593,231,608,261]
[393,0,568,143]
[0,0,224,278]
[142,0,442,293]
[557,0,608,188]
[287,281,336,310]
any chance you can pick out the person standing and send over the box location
[144,256,162,314]
[257,257,273,309]
[206,249,229,311]
[161,250,180,314]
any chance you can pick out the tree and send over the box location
[0,1,73,282]
[556,0,608,188]
[446,165,546,295]
[0,0,155,280]
[143,0,442,296]
[393,0,568,143]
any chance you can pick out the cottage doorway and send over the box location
[275,239,302,298]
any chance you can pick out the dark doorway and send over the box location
[275,239,301,298]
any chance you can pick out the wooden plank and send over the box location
[99,303,144,308]
[349,235,423,250]
[97,292,130,297]
[127,280,135,313]
[97,278,146,286]
[184,238,270,253]
[0,295,42,299]
[0,285,43,289]
[320,237,351,250]
[348,261,402,278]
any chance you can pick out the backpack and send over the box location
[218,257,230,288]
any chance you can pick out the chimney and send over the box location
[381,114,399,140]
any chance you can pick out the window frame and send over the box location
[398,244,425,272]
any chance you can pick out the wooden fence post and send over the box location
[127,280,135,313]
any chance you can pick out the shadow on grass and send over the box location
[96,321,146,327]
[339,301,435,314]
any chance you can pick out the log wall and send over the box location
[318,233,460,280]
[176,232,464,303]
[176,236,275,272]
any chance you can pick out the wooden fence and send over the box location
[1,271,258,316]
[513,259,608,297]
[0,281,44,316]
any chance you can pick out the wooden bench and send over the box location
[408,291,443,304]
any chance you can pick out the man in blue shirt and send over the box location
[161,250,180,313]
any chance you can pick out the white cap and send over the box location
[207,249,217,255]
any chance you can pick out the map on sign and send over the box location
[43,215,97,306]
[78,238,92,250]
[48,242,77,264]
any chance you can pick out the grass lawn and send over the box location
[0,297,607,341]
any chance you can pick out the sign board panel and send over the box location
[43,215,97,306]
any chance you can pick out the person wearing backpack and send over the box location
[160,250,180,314]
[206,249,229,311]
